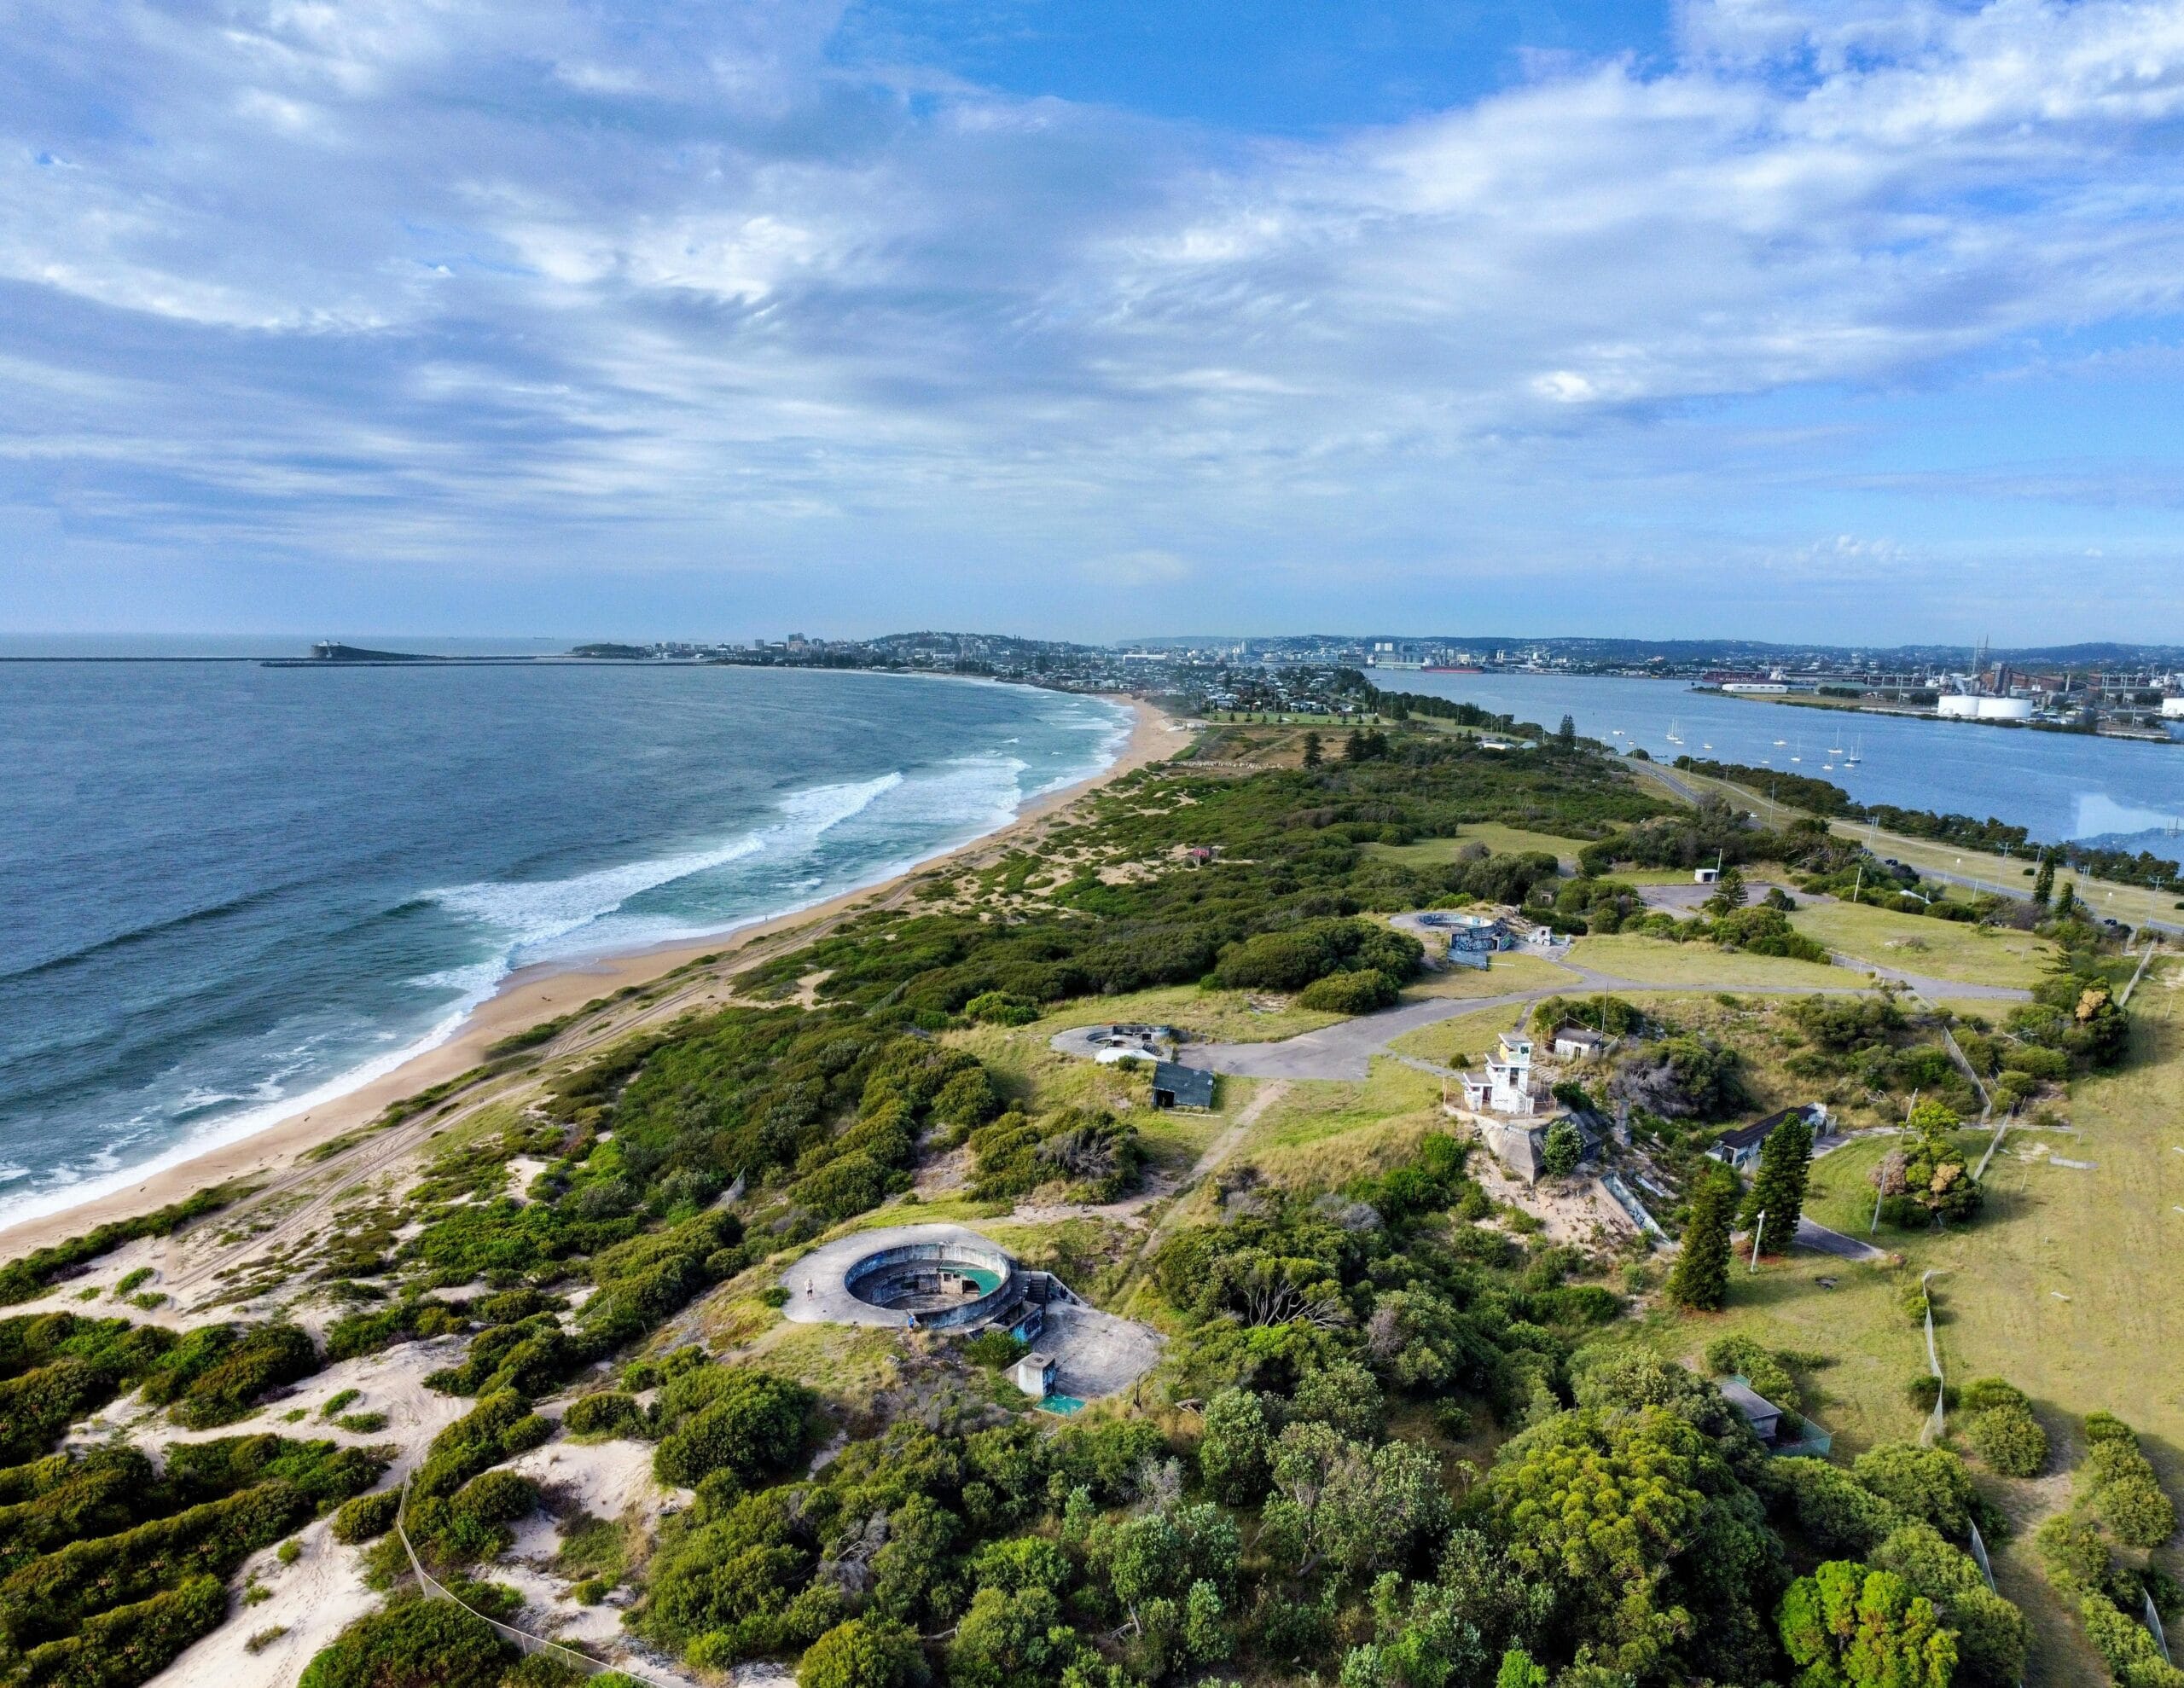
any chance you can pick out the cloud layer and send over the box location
[4,0,2184,638]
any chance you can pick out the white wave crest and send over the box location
[430,773,901,960]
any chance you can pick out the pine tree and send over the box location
[1738,1116,1815,1248]
[2030,852,2053,908]
[1301,731,1322,768]
[1668,1166,1736,1311]
[2054,879,2077,919]
[1557,714,1577,752]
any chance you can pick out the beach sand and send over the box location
[0,694,1186,1260]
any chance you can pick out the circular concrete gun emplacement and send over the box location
[781,1221,1162,1404]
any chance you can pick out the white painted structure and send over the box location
[1460,1031,1547,1117]
[2163,697,2184,720]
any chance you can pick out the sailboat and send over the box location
[1773,738,1786,746]
[1664,719,1683,745]
[1790,739,1803,763]
[1844,738,1863,767]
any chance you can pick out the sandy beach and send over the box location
[0,693,1185,1260]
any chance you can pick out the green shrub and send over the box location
[799,1616,931,1688]
[653,1368,812,1489]
[961,1331,1028,1370]
[1852,1442,1973,1537]
[1967,1403,2048,1477]
[333,1489,402,1545]
[1295,968,1398,1014]
[2100,1476,2178,1550]
[2034,1514,2110,1595]
[2,1481,316,1650]
[299,1595,518,1688]
[15,1573,228,1688]
[140,1322,319,1429]
[564,1391,646,1439]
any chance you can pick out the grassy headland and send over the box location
[0,710,2170,1688]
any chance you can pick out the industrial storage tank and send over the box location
[1974,697,2035,721]
[1936,694,1981,718]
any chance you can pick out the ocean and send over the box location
[1397,672,2184,850]
[0,660,1130,1226]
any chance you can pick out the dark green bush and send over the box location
[299,1595,518,1688]
[333,1488,403,1545]
[15,1572,227,1688]
[1295,968,1398,1013]
[653,1368,812,1489]
[564,1391,646,1439]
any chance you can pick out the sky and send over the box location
[5,0,2184,645]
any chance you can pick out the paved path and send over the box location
[1794,1215,1890,1263]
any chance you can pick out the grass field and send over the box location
[1788,901,2057,987]
[1406,952,1581,998]
[1366,821,1596,869]
[1385,1004,1532,1066]
[1564,932,1856,989]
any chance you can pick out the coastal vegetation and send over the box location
[0,711,2168,1687]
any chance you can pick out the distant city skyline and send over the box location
[6,1,2184,641]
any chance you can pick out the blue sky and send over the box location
[4,0,2184,645]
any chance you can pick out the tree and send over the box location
[1540,1120,1583,1180]
[1705,866,1749,915]
[1776,1561,1956,1688]
[1851,1443,1972,1538]
[799,1619,930,1688]
[1668,1166,1736,1311]
[2030,852,2053,908]
[1557,715,1577,753]
[1874,1102,1982,1227]
[1198,1388,1272,1504]
[1303,732,1323,768]
[2053,879,2077,919]
[1738,1115,1815,1247]
[1496,1651,1549,1688]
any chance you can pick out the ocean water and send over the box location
[0,662,1130,1225]
[1397,672,2184,850]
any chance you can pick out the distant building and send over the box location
[1693,866,1721,885]
[1151,1062,1216,1111]
[1551,1025,1612,1060]
[1707,1103,1828,1172]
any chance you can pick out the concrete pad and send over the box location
[1041,1302,1164,1400]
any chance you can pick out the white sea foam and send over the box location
[0,700,1133,1232]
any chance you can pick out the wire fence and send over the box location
[1920,1270,1946,1446]
[395,1476,682,1688]
[2151,1590,2174,1668]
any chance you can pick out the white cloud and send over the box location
[0,0,2181,635]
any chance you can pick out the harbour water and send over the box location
[0,660,1129,1224]
[1398,671,2184,850]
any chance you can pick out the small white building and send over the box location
[1013,1351,1058,1399]
[1693,866,1721,885]
[1551,1025,1612,1061]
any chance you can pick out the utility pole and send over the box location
[1749,1210,1766,1272]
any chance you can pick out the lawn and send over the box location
[1244,1059,1450,1187]
[1385,1004,1533,1067]
[1366,821,1597,869]
[1564,933,1856,990]
[1788,901,2054,988]
[1406,951,1581,998]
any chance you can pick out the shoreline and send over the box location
[0,693,1185,1259]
